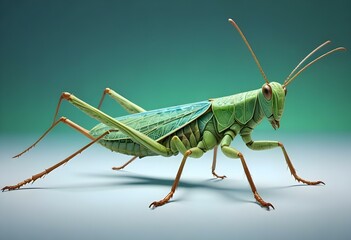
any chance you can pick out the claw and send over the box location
[217,175,227,179]
[112,166,123,171]
[263,202,275,210]
[313,180,325,185]
[149,200,165,208]
[212,172,227,179]
[294,174,326,186]
[149,192,173,208]
[149,201,157,208]
[2,186,18,192]
[254,192,275,210]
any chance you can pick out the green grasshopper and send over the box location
[2,19,345,210]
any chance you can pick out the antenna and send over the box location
[228,18,269,84]
[285,40,331,81]
[284,47,346,86]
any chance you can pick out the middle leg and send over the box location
[221,132,274,209]
[211,145,226,179]
[149,136,205,208]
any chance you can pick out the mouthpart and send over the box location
[270,119,280,130]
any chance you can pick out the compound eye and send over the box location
[262,84,272,100]
[283,86,287,96]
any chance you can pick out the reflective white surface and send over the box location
[1,133,350,240]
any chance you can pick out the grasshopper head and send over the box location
[228,19,345,129]
[258,82,286,130]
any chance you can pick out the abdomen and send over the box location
[97,114,212,157]
[99,138,157,157]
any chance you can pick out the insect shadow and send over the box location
[14,171,309,207]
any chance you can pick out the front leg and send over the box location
[241,133,324,185]
[221,132,274,210]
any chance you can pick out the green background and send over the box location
[0,0,350,134]
[1,2,351,240]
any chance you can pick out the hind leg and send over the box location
[2,130,114,191]
[112,156,138,170]
[97,88,145,169]
[13,117,94,158]
[97,87,145,113]
[60,92,172,156]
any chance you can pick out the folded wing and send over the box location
[90,101,211,142]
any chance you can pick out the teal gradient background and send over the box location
[0,0,350,134]
[1,1,351,240]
